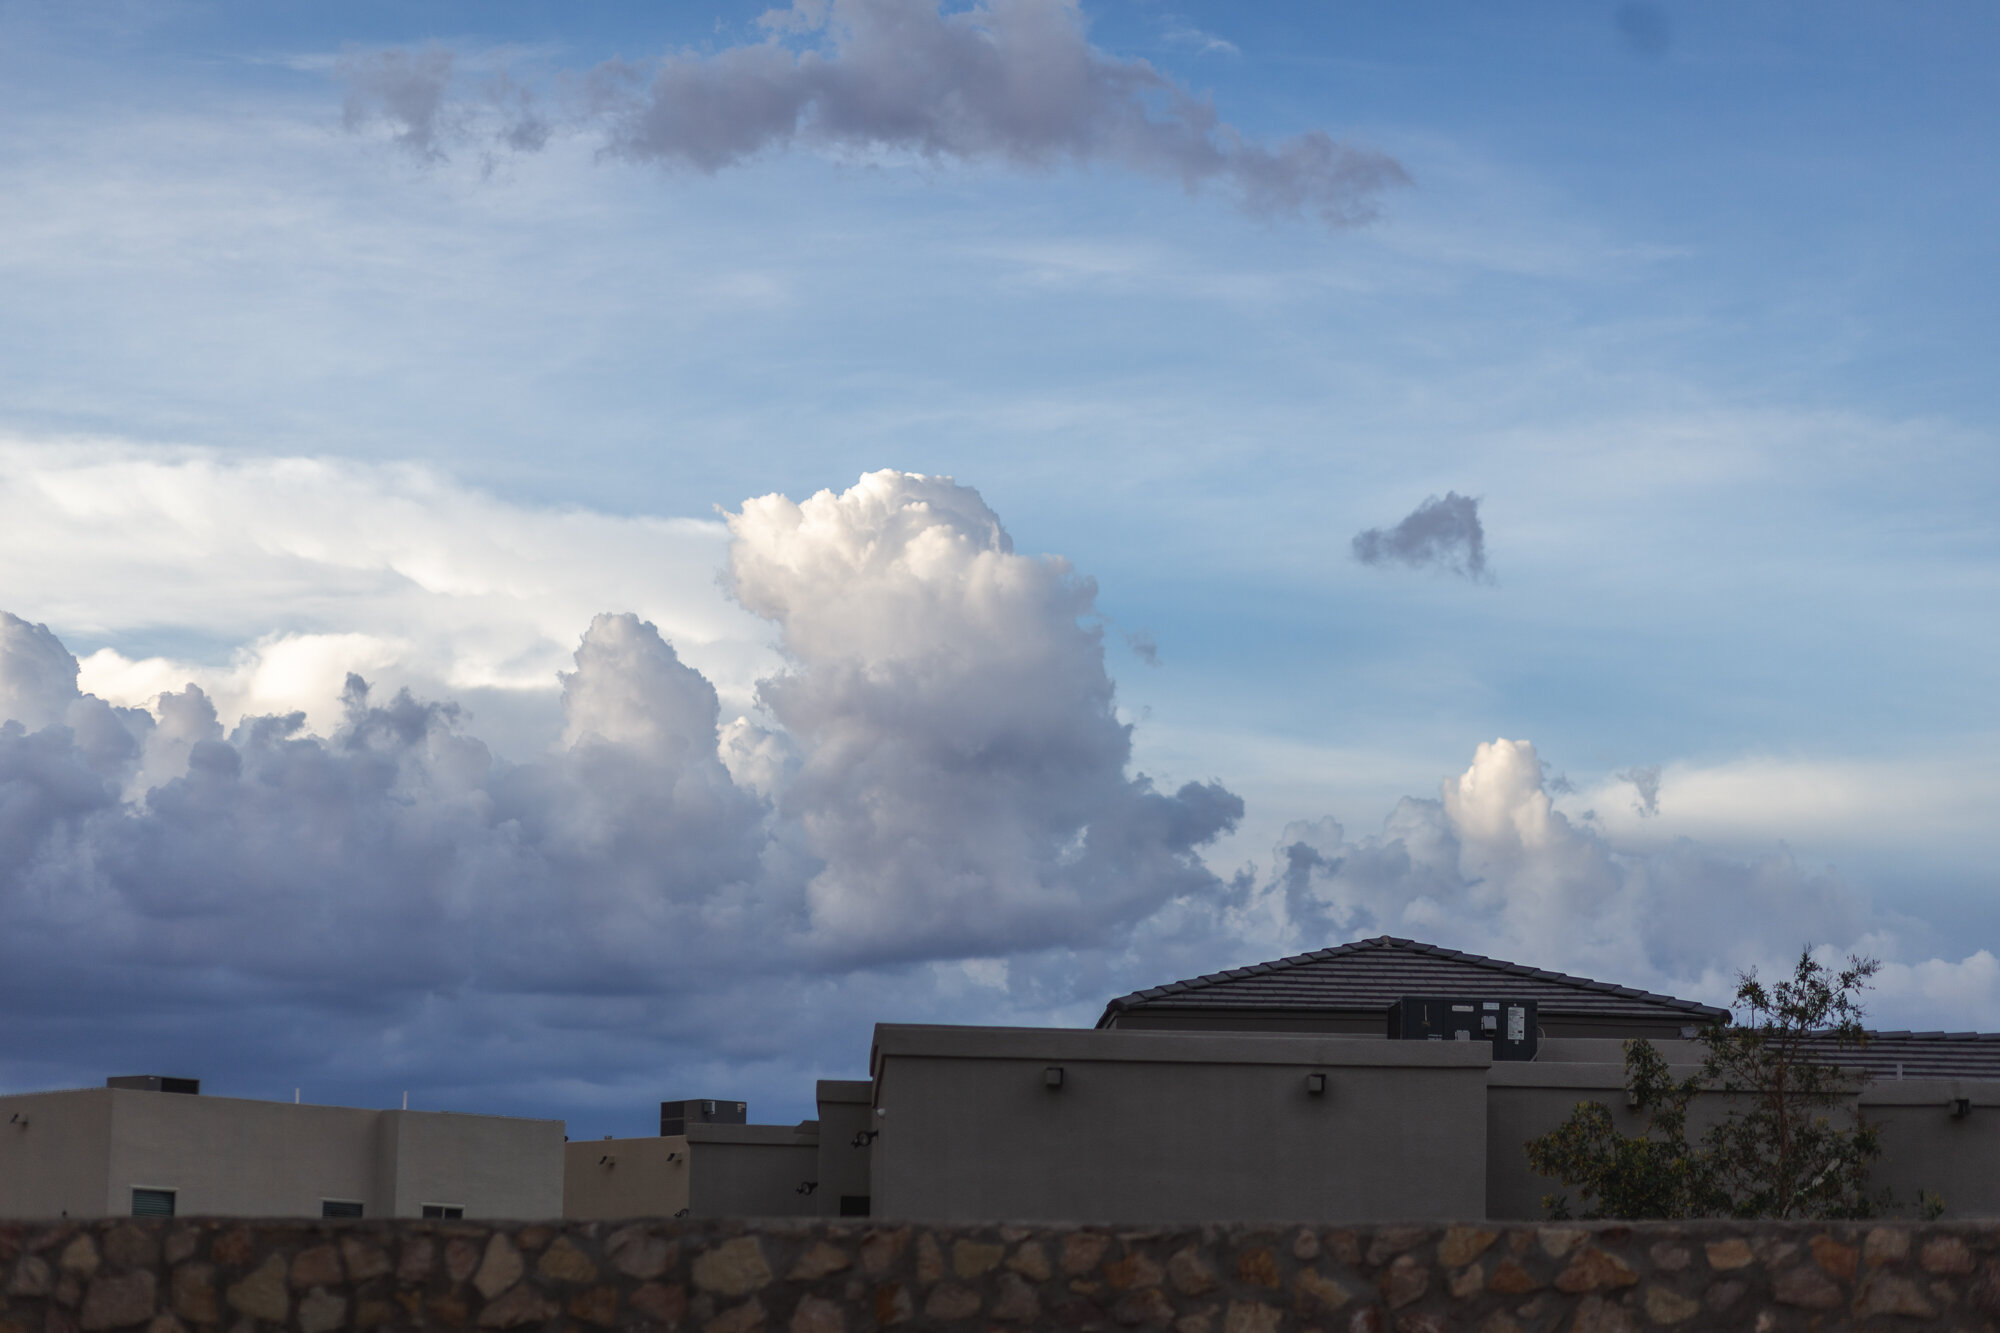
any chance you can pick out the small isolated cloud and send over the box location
[1160,19,1239,57]
[336,0,1406,228]
[1123,628,1160,666]
[1618,763,1662,817]
[1351,492,1488,580]
[1614,3,1672,60]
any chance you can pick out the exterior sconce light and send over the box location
[665,1152,682,1163]
[851,1129,880,1147]
[1305,1073,1327,1096]
[1951,1097,1972,1119]
[1044,1066,1065,1090]
[597,1155,616,1168]
[796,1181,819,1195]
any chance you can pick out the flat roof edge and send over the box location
[871,1023,1493,1068]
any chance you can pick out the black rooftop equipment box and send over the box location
[1387,996,1538,1061]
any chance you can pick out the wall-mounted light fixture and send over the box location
[1044,1066,1065,1090]
[1951,1097,1973,1119]
[7,1113,26,1129]
[665,1152,682,1163]
[673,1208,690,1219]
[851,1129,880,1147]
[1305,1073,1327,1096]
[597,1155,616,1167]
[796,1181,819,1195]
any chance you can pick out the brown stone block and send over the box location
[787,1244,850,1283]
[705,1296,765,1333]
[630,1282,687,1327]
[914,1235,943,1285]
[1295,1268,1351,1314]
[536,1239,597,1285]
[1323,1232,1362,1267]
[168,1266,216,1326]
[870,1281,910,1327]
[1806,1233,1856,1281]
[1166,1249,1215,1298]
[207,1235,253,1273]
[1641,1286,1699,1325]
[1553,1249,1637,1294]
[1111,1287,1174,1327]
[56,1273,82,1308]
[1233,1249,1279,1290]
[512,1228,552,1254]
[1365,1230,1427,1267]
[1922,1235,1975,1275]
[445,1238,481,1286]
[1473,1312,1520,1333]
[567,1285,619,1327]
[952,1242,1003,1281]
[1172,1306,1216,1333]
[787,1293,843,1333]
[223,1256,287,1325]
[1106,1253,1164,1291]
[100,1229,156,1273]
[990,1272,1039,1323]
[1445,1263,1482,1300]
[296,1288,346,1333]
[475,1283,556,1329]
[1703,1238,1752,1272]
[142,1315,184,1333]
[1061,1234,1110,1277]
[9,1257,52,1299]
[1646,1243,1689,1275]
[1703,1280,1744,1312]
[339,1240,390,1284]
[1437,1228,1496,1270]
[606,1229,675,1282]
[1377,1257,1427,1311]
[922,1284,979,1321]
[1568,1294,1638,1333]
[857,1230,908,1279]
[1485,1261,1539,1296]
[45,1305,82,1333]
[1534,1230,1582,1261]
[1003,1243,1049,1284]
[353,1299,393,1328]
[160,1233,197,1269]
[290,1246,342,1290]
[79,1272,155,1330]
[1862,1227,1908,1268]
[1854,1273,1937,1319]
[1392,1313,1447,1333]
[1771,1262,1842,1310]
[472,1237,523,1301]
[57,1240,99,1280]
[1972,1259,2000,1317]
[692,1240,771,1298]
[1221,1300,1280,1333]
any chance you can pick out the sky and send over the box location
[0,0,1996,1135]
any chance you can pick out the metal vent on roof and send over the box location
[107,1076,200,1095]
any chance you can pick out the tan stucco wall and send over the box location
[870,1024,1491,1223]
[684,1124,820,1218]
[563,1135,691,1220]
[813,1080,874,1217]
[0,1087,561,1220]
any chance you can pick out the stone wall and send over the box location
[5,1217,2000,1333]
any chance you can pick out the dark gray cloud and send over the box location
[338,0,1407,228]
[1351,491,1488,580]
[0,474,1240,1127]
[1618,763,1662,817]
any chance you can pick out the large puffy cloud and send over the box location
[0,472,1241,1122]
[340,0,1406,229]
[728,471,1239,960]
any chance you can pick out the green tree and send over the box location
[1525,948,1884,1220]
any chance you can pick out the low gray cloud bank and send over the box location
[0,472,1238,1120]
[1351,491,1488,580]
[338,0,1406,228]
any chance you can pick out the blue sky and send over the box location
[0,0,1996,1131]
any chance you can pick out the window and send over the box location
[131,1188,176,1218]
[420,1204,464,1220]
[838,1195,871,1217]
[321,1200,364,1219]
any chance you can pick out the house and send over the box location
[865,937,2000,1221]
[0,1076,563,1219]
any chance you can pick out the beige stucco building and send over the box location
[0,1080,564,1220]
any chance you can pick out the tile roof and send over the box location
[1097,935,1730,1028]
[1805,1031,2000,1082]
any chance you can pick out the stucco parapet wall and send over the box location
[684,1125,819,1146]
[814,1081,872,1106]
[9,1219,2000,1333]
[871,1023,1495,1071]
